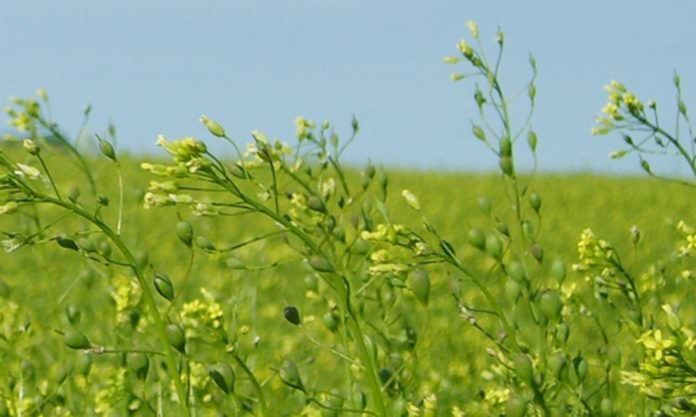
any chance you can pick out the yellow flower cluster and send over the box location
[111,275,141,326]
[181,293,224,338]
[592,80,645,135]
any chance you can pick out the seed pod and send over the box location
[408,269,430,306]
[154,273,175,301]
[97,194,109,206]
[551,259,566,281]
[98,137,117,162]
[307,195,326,213]
[495,221,510,237]
[530,244,544,263]
[499,156,515,177]
[127,353,149,380]
[56,235,78,251]
[64,329,91,350]
[506,396,528,417]
[468,228,486,250]
[98,240,112,258]
[513,353,534,387]
[200,115,226,137]
[65,305,81,325]
[283,306,301,326]
[500,137,512,157]
[507,261,526,282]
[279,359,304,391]
[165,324,186,353]
[485,234,503,259]
[209,362,236,394]
[573,355,587,382]
[321,392,344,417]
[472,124,486,141]
[505,279,522,301]
[0,279,9,298]
[135,250,149,270]
[529,192,542,212]
[478,196,492,215]
[527,130,538,152]
[176,221,194,247]
[599,398,613,417]
[196,236,216,251]
[521,221,535,241]
[548,352,567,380]
[539,289,562,321]
[555,323,570,344]
[75,353,92,376]
[322,310,339,332]
[309,255,333,273]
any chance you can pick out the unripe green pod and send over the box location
[321,393,344,417]
[499,156,515,177]
[500,137,512,157]
[599,398,613,417]
[56,235,79,251]
[495,222,510,237]
[555,323,570,344]
[468,228,486,250]
[165,324,186,353]
[485,234,503,259]
[352,390,367,410]
[97,194,109,206]
[408,269,430,306]
[551,259,567,281]
[154,272,175,301]
[77,237,96,252]
[390,398,407,417]
[229,163,248,179]
[209,362,236,394]
[176,221,194,247]
[527,131,538,152]
[135,250,149,270]
[0,279,10,298]
[65,305,81,325]
[64,329,91,350]
[304,274,319,292]
[352,238,369,255]
[279,359,304,391]
[75,353,92,376]
[472,124,486,141]
[513,353,534,386]
[322,311,339,332]
[307,195,326,213]
[98,137,117,161]
[539,289,563,321]
[530,244,544,263]
[196,236,215,251]
[548,352,567,380]
[98,240,112,258]
[478,196,492,215]
[521,221,535,241]
[507,261,526,282]
[506,396,528,417]
[505,279,522,301]
[309,255,333,273]
[529,192,542,212]
[283,306,301,326]
[127,352,149,380]
[573,355,587,382]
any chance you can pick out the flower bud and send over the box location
[23,139,39,155]
[97,137,117,162]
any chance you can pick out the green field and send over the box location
[0,141,694,416]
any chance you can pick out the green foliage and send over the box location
[0,22,693,417]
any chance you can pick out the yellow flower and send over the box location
[638,329,674,361]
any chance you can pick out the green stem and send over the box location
[232,352,268,417]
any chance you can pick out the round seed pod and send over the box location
[304,274,319,292]
[529,192,542,212]
[499,156,515,177]
[573,355,587,382]
[196,236,216,251]
[495,221,510,237]
[599,398,613,417]
[500,138,513,157]
[322,311,339,332]
[309,255,333,273]
[551,259,567,281]
[408,269,430,306]
[229,163,248,179]
[478,196,492,215]
[505,279,522,301]
[209,362,236,394]
[98,138,116,161]
[165,324,186,353]
[506,396,528,417]
[539,289,563,321]
[98,240,112,258]
[507,261,526,282]
[127,352,149,380]
[75,353,92,376]
[548,352,567,380]
[153,273,175,301]
[468,228,486,250]
[521,221,535,241]
[279,360,304,391]
[56,235,78,251]
[64,329,91,350]
[555,323,570,344]
[176,221,194,247]
[513,353,534,387]
[306,195,326,213]
[65,305,81,325]
[283,306,301,326]
[530,244,544,263]
[485,234,503,259]
[0,279,10,298]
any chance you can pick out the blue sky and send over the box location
[3,1,696,174]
